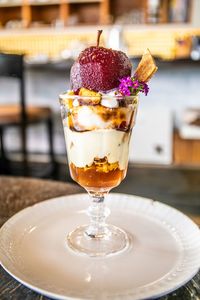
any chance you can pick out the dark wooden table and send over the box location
[0,176,199,300]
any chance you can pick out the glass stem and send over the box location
[85,192,110,239]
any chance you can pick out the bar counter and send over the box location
[0,25,200,60]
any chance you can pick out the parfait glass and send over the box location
[60,93,138,257]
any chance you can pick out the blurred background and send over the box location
[0,0,200,193]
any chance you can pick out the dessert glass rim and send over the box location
[59,92,138,104]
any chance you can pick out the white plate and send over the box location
[0,193,200,300]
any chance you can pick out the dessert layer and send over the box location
[67,105,136,132]
[64,128,131,170]
[70,162,126,190]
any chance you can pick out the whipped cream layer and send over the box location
[69,105,135,131]
[64,128,130,170]
[74,106,112,129]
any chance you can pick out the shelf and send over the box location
[68,0,102,3]
[0,25,199,61]
[0,0,193,28]
[0,5,22,27]
[0,0,102,7]
[70,2,101,25]
[31,4,60,24]
[0,1,22,8]
[29,1,60,6]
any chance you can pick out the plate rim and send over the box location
[0,193,200,300]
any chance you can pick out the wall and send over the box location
[191,0,200,26]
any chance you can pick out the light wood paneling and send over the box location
[173,130,200,166]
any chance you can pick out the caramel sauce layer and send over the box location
[70,161,126,191]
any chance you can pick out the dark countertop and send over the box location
[0,175,199,300]
[114,164,200,224]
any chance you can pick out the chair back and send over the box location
[0,53,24,79]
[0,53,25,119]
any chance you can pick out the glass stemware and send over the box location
[60,93,138,257]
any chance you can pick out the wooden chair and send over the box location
[0,53,55,175]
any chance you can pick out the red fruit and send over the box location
[70,46,132,92]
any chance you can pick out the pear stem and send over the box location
[97,30,103,47]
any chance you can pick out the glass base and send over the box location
[67,224,130,257]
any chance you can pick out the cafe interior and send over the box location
[0,0,200,298]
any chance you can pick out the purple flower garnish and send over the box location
[118,76,149,96]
